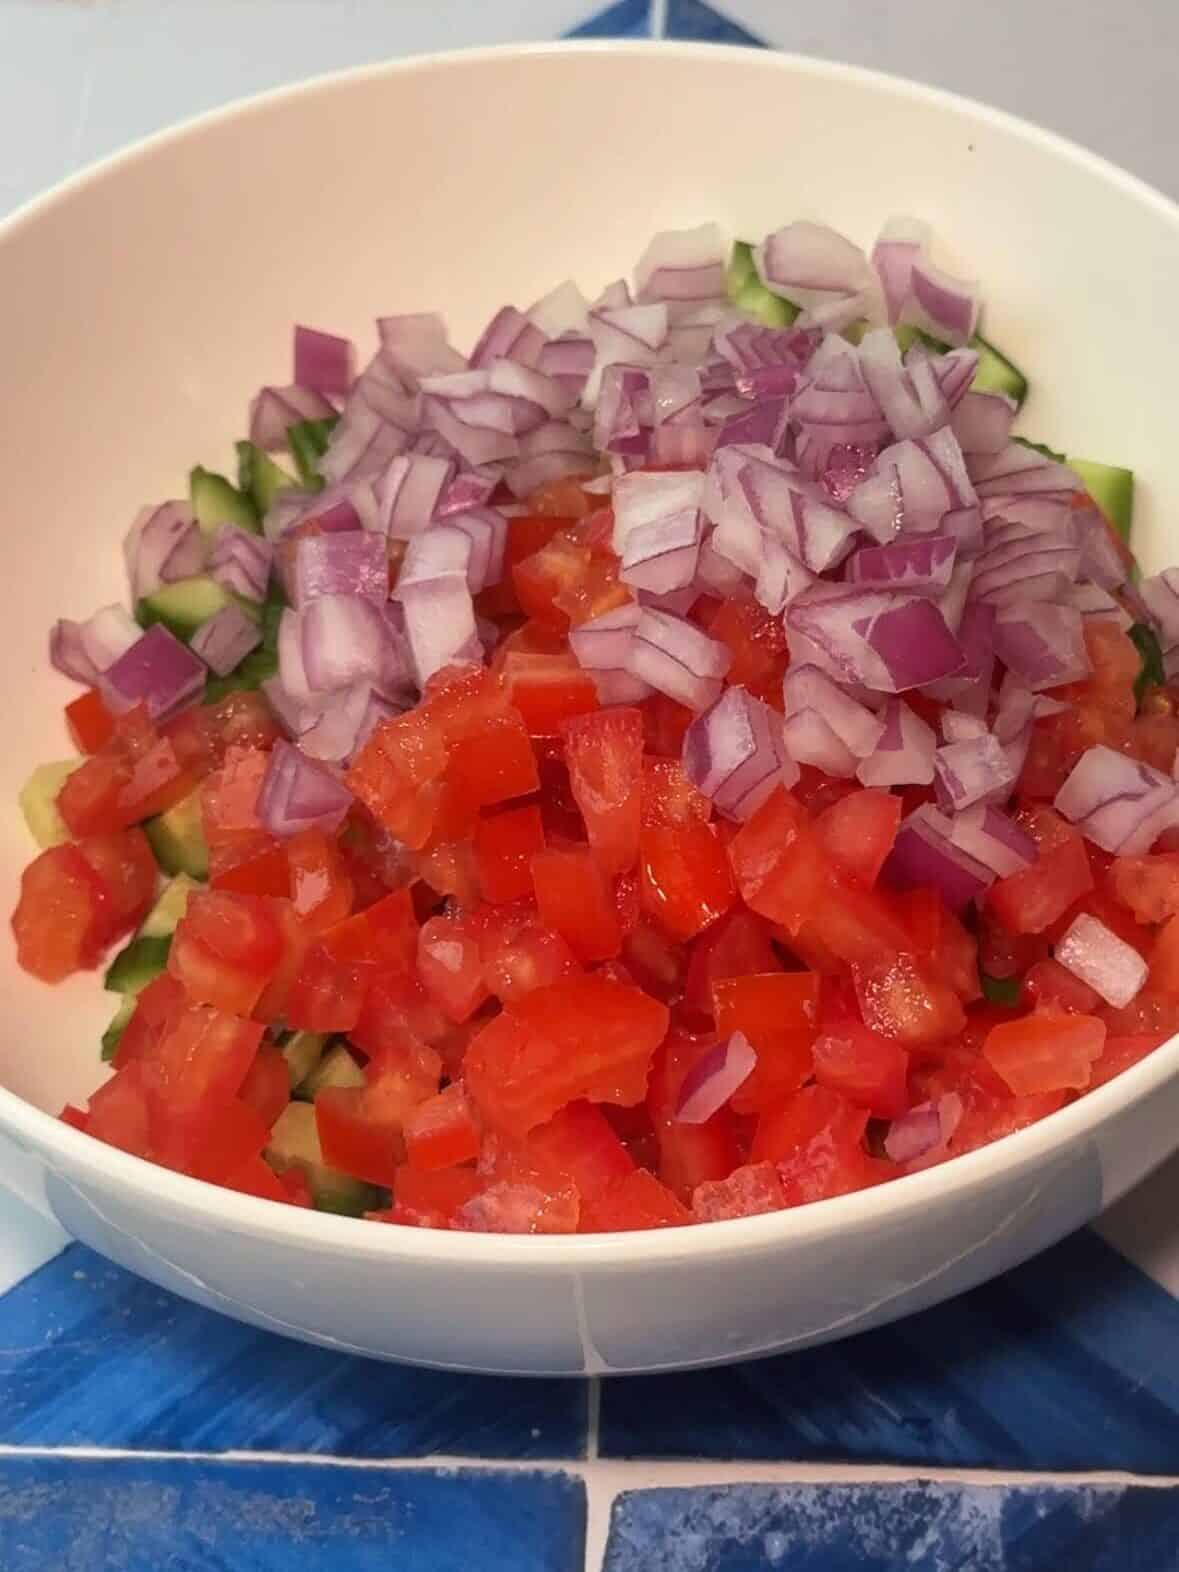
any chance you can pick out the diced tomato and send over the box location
[1089,1032,1169,1090]
[1109,854,1179,925]
[77,828,157,941]
[531,845,622,962]
[477,515,567,619]
[168,890,283,1015]
[237,1043,290,1130]
[500,649,599,736]
[812,1023,909,1118]
[201,747,272,878]
[113,972,185,1069]
[410,838,481,907]
[211,839,290,897]
[285,828,354,931]
[620,919,686,1003]
[86,1061,153,1159]
[186,1097,271,1185]
[455,1173,580,1234]
[285,941,372,1033]
[447,710,539,813]
[646,1028,742,1198]
[317,1042,441,1187]
[474,804,546,904]
[562,706,644,876]
[814,789,901,887]
[987,806,1094,935]
[224,1153,290,1204]
[640,822,736,941]
[381,1164,483,1228]
[417,913,490,1023]
[1022,958,1101,1015]
[66,688,116,754]
[477,905,581,1002]
[1100,989,1179,1036]
[524,1100,636,1197]
[58,710,193,836]
[464,974,669,1136]
[641,691,696,758]
[143,1004,264,1172]
[578,1167,691,1231]
[727,788,825,929]
[706,600,789,708]
[682,909,782,1020]
[345,708,448,850]
[404,1083,481,1171]
[751,1084,886,1204]
[982,1010,1106,1094]
[919,1048,1067,1156]
[350,968,449,1058]
[13,843,113,981]
[692,1162,785,1222]
[528,478,600,519]
[713,972,819,1112]
[852,952,966,1049]
[640,757,712,829]
[59,1104,90,1132]
[321,888,418,973]
[895,888,982,1006]
[208,690,283,758]
[512,530,590,630]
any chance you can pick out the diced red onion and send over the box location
[256,738,353,838]
[971,527,1082,608]
[396,575,480,688]
[620,508,703,595]
[188,603,261,677]
[715,398,789,453]
[319,407,409,486]
[248,384,337,452]
[993,601,1090,691]
[290,530,388,607]
[931,348,979,410]
[934,734,1015,811]
[674,1032,757,1124]
[857,328,943,441]
[856,697,937,787]
[947,804,1037,877]
[210,525,272,602]
[376,453,454,539]
[505,419,597,499]
[435,467,502,517]
[568,603,642,672]
[884,803,994,911]
[584,304,669,404]
[294,325,354,397]
[293,594,396,695]
[786,584,963,694]
[900,257,980,347]
[99,624,206,722]
[592,669,653,705]
[941,711,987,744]
[626,608,730,710]
[782,707,859,778]
[951,390,1017,454]
[528,280,591,337]
[845,533,956,596]
[444,508,508,593]
[695,536,751,598]
[260,676,313,740]
[884,1101,940,1163]
[295,681,397,765]
[613,469,706,555]
[992,683,1066,780]
[783,664,884,759]
[790,341,889,448]
[468,306,546,371]
[754,535,814,615]
[1067,582,1132,629]
[1138,568,1179,650]
[1055,745,1179,854]
[635,224,727,315]
[870,215,929,324]
[755,222,879,323]
[969,443,1080,504]
[51,603,142,686]
[123,502,204,602]
[1074,505,1129,594]
[537,333,595,399]
[377,313,465,385]
[1055,912,1148,1009]
[682,684,796,821]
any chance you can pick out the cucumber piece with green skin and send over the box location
[140,873,199,938]
[101,994,137,1062]
[282,1030,328,1090]
[136,575,261,640]
[190,465,260,538]
[297,1042,365,1098]
[265,1102,382,1217]
[145,790,208,879]
[893,324,1029,409]
[202,579,284,702]
[725,241,799,328]
[287,417,338,492]
[236,440,298,517]
[1069,457,1134,542]
[104,934,172,995]
[19,758,85,848]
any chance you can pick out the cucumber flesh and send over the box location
[968,333,1028,408]
[140,873,199,939]
[19,758,85,849]
[1069,457,1134,542]
[282,1030,329,1090]
[104,934,172,995]
[137,575,258,641]
[725,240,799,328]
[101,995,137,1062]
[265,1102,381,1216]
[145,790,209,879]
[236,440,298,517]
[297,1042,365,1098]
[190,465,260,538]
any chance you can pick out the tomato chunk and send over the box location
[852,952,966,1048]
[712,972,819,1112]
[987,806,1093,935]
[317,1042,441,1187]
[647,1029,741,1198]
[813,789,901,886]
[561,707,643,875]
[682,909,781,1020]
[404,1083,481,1171]
[812,1023,909,1118]
[417,912,490,1023]
[983,1010,1106,1094]
[286,828,354,931]
[578,1168,691,1231]
[474,804,547,904]
[531,845,622,962]
[168,890,283,1015]
[639,823,736,941]
[66,688,116,754]
[477,905,580,1003]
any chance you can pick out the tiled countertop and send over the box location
[2,3,1178,1567]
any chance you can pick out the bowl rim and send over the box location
[3,36,1179,1269]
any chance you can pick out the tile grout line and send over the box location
[648,0,668,39]
[586,1375,601,1460]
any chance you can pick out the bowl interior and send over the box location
[1,41,1177,1124]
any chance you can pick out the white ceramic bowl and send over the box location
[2,40,1178,1377]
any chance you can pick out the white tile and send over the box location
[0,1187,66,1298]
[1098,1150,1179,1298]
[695,0,1179,199]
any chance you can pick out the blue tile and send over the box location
[663,0,765,45]
[0,1455,584,1572]
[0,1244,585,1458]
[600,1229,1179,1472]
[567,0,653,36]
[603,1481,1179,1572]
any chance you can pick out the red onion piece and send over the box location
[123,502,204,602]
[585,304,669,404]
[568,603,643,672]
[297,594,397,695]
[536,333,595,399]
[934,734,1016,811]
[1074,506,1130,594]
[257,739,353,838]
[1055,745,1179,854]
[968,443,1080,504]
[294,325,355,396]
[51,604,142,685]
[941,710,988,744]
[320,408,409,487]
[682,684,796,821]
[857,328,942,441]
[210,525,272,602]
[396,575,480,688]
[870,215,929,324]
[951,390,1017,454]
[619,508,703,595]
[931,348,979,411]
[845,533,957,597]
[376,453,455,539]
[188,604,261,677]
[296,681,400,765]
[993,601,1090,691]
[99,624,206,722]
[783,708,859,778]
[592,670,653,705]
[856,697,937,788]
[528,280,591,337]
[468,306,546,371]
[754,218,879,317]
[291,530,389,607]
[947,804,1037,877]
[1067,583,1131,628]
[613,470,706,555]
[971,527,1082,608]
[883,1102,942,1163]
[635,224,727,313]
[714,399,789,453]
[248,384,336,452]
[377,313,465,385]
[754,535,814,615]
[505,419,597,499]
[260,675,312,739]
[900,257,980,347]
[675,1032,757,1124]
[783,664,884,760]
[787,584,964,694]
[1055,912,1148,1009]
[445,508,509,594]
[884,803,994,911]
[1138,568,1179,650]
[436,467,502,517]
[626,608,730,710]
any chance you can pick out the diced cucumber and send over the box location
[19,758,85,848]
[202,644,278,704]
[101,994,137,1062]
[145,790,208,879]
[969,333,1028,408]
[265,1102,381,1217]
[297,1042,365,1098]
[282,1030,329,1090]
[725,240,799,328]
[190,465,260,538]
[287,417,338,492]
[893,323,944,355]
[236,440,298,517]
[1069,457,1134,542]
[140,872,199,939]
[137,575,259,640]
[104,934,172,995]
